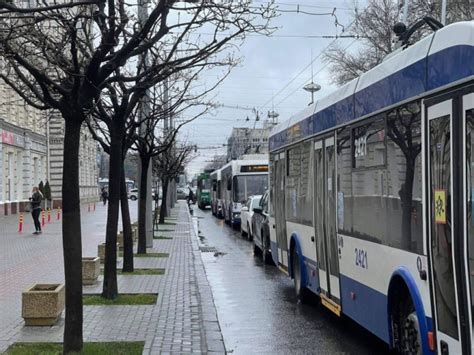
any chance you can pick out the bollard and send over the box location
[41,210,45,226]
[19,213,24,233]
[88,204,90,212]
[47,208,51,223]
[93,203,96,212]
[57,206,61,220]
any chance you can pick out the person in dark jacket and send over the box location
[101,187,108,205]
[30,187,43,235]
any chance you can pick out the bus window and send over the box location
[386,103,422,254]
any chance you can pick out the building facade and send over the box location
[48,110,99,208]
[226,122,273,161]
[0,81,49,215]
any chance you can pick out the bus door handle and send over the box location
[311,236,315,242]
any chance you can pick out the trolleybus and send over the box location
[221,155,268,227]
[197,171,212,209]
[268,21,474,355]
[210,169,223,218]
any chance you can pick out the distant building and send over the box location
[226,122,273,161]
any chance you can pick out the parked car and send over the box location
[240,195,262,240]
[128,188,159,201]
[177,187,187,200]
[251,191,272,264]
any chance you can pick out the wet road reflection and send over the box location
[195,207,388,354]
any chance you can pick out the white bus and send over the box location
[210,169,223,218]
[268,22,474,355]
[220,155,268,227]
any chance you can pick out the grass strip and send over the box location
[119,252,169,258]
[100,268,165,275]
[83,294,157,305]
[134,252,169,258]
[5,341,145,354]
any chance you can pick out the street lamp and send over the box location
[303,82,321,106]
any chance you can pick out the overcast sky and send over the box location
[179,0,360,177]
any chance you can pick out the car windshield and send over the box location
[201,179,211,190]
[233,175,267,203]
[252,197,261,209]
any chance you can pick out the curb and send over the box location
[185,203,227,354]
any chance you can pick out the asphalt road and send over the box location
[194,206,389,355]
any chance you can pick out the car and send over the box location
[251,191,272,264]
[128,188,159,201]
[128,188,138,200]
[240,194,262,240]
[177,187,187,200]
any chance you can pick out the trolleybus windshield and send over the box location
[233,175,267,203]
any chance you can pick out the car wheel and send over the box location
[253,241,262,255]
[130,196,137,201]
[247,223,253,241]
[241,223,247,237]
[262,233,272,265]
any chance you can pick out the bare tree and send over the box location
[153,143,194,224]
[0,1,275,352]
[324,0,471,86]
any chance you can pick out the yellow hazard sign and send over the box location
[434,189,447,224]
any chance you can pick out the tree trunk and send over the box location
[159,178,169,224]
[101,126,123,299]
[62,118,83,354]
[137,155,150,254]
[121,167,134,273]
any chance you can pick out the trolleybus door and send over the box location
[426,97,463,354]
[463,91,474,354]
[274,152,288,266]
[315,136,341,307]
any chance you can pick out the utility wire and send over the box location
[257,8,365,111]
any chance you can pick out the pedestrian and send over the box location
[187,187,195,204]
[101,187,108,205]
[29,186,43,235]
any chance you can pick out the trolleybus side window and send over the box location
[351,115,387,244]
[353,118,386,169]
[285,141,313,226]
[386,102,422,254]
[344,103,423,254]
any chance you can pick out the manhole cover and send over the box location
[199,246,218,253]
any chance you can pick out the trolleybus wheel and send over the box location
[292,248,303,298]
[393,294,420,355]
[400,305,421,355]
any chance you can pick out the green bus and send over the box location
[197,172,211,209]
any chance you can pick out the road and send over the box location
[194,206,388,355]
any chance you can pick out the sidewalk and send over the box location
[0,201,225,354]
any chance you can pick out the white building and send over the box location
[226,121,273,161]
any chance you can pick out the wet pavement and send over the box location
[194,207,389,355]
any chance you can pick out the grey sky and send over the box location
[180,1,358,176]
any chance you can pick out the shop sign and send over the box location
[1,130,25,148]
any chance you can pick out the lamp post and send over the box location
[303,82,321,106]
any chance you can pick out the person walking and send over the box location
[101,187,108,205]
[29,187,43,235]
